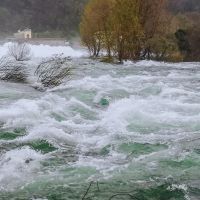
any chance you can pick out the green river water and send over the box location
[0,59,199,199]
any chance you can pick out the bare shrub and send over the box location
[0,56,28,83]
[34,54,72,88]
[7,42,32,61]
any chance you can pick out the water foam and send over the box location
[0,58,199,198]
[0,42,87,58]
[0,147,44,191]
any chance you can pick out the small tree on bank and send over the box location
[112,0,143,61]
[80,0,114,57]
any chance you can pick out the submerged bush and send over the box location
[7,42,32,61]
[34,54,72,88]
[0,56,28,83]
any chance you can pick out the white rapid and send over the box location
[0,57,199,199]
[0,42,88,58]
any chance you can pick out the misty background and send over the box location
[0,0,199,38]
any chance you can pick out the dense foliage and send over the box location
[0,0,199,61]
[80,0,200,62]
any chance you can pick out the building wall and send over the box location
[14,32,24,39]
[24,30,32,39]
[14,29,32,39]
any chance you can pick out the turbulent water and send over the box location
[0,59,200,200]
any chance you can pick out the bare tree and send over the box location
[7,42,32,61]
[0,56,28,83]
[34,54,72,88]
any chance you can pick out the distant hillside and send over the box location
[0,0,88,37]
[0,0,199,38]
[168,0,200,13]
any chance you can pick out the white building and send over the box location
[14,29,32,39]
